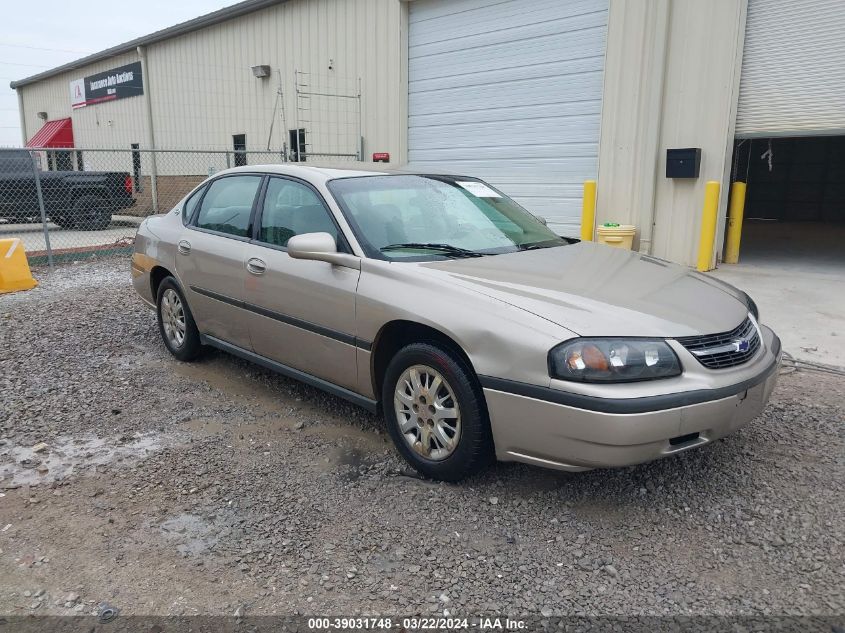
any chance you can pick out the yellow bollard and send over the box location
[696,181,721,272]
[580,180,597,241]
[723,181,747,264]
[0,238,38,294]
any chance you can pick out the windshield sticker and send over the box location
[456,181,501,198]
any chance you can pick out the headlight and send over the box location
[548,338,681,383]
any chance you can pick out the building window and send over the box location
[289,128,306,162]
[233,134,247,167]
[131,143,142,192]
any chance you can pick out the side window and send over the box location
[194,175,261,237]
[181,186,203,224]
[258,177,338,247]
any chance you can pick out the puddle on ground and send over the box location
[158,512,223,556]
[0,433,163,487]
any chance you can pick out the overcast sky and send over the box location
[0,0,240,147]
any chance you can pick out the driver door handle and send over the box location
[246,257,267,275]
[177,240,191,255]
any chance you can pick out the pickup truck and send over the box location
[0,149,135,230]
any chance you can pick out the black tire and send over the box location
[156,277,203,362]
[382,342,494,482]
[69,195,112,230]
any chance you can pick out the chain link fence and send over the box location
[0,147,359,265]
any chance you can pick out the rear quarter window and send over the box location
[181,187,204,224]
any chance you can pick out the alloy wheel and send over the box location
[161,288,186,348]
[393,364,461,461]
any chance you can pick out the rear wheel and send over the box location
[382,343,493,481]
[156,277,203,362]
[65,194,112,230]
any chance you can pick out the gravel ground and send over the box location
[0,258,843,619]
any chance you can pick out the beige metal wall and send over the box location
[17,0,407,169]
[17,50,148,151]
[596,0,747,267]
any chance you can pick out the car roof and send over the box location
[217,164,390,181]
[213,163,471,184]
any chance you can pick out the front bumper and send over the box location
[484,328,782,471]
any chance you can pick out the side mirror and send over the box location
[287,232,360,269]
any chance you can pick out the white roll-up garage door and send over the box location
[407,0,608,236]
[736,0,845,137]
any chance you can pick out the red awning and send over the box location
[26,118,74,148]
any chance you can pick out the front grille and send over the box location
[676,317,760,369]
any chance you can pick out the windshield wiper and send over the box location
[518,239,567,251]
[380,243,485,258]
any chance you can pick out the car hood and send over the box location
[419,242,749,337]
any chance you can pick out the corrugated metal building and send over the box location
[13,0,407,163]
[12,0,845,267]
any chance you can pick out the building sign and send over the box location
[69,61,143,109]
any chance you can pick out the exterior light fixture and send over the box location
[251,65,271,79]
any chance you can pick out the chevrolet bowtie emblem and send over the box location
[733,339,750,353]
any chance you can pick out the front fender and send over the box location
[356,259,575,389]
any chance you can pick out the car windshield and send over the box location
[327,174,568,260]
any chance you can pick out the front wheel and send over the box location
[382,343,493,482]
[156,277,203,362]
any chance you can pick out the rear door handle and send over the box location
[177,240,191,255]
[246,257,267,275]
